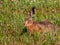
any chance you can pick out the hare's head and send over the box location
[25,17,34,27]
[25,6,36,27]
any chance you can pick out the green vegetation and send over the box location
[0,0,60,45]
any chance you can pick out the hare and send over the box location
[24,7,55,34]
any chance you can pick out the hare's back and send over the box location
[38,21,55,31]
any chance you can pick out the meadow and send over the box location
[0,0,60,45]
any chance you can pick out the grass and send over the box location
[0,0,60,45]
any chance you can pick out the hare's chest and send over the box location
[28,24,38,33]
[28,24,42,33]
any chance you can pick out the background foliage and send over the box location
[0,0,60,45]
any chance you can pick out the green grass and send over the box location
[0,0,60,45]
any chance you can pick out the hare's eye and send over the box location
[27,20,32,24]
[28,22,29,24]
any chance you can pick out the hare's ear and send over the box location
[30,6,36,17]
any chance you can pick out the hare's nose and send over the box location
[24,21,27,26]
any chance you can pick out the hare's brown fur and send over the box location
[25,17,55,34]
[24,7,56,34]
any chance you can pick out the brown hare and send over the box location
[24,7,55,34]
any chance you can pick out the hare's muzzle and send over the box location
[24,20,28,26]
